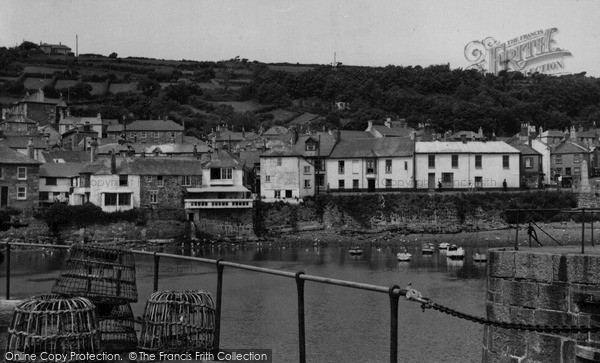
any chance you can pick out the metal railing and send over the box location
[1,241,410,363]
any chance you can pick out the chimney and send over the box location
[193,144,198,158]
[384,118,391,128]
[181,119,185,143]
[538,126,544,139]
[66,108,71,117]
[478,126,484,137]
[84,121,90,132]
[367,120,373,130]
[90,138,98,162]
[334,129,341,143]
[570,126,577,140]
[461,134,467,144]
[110,152,117,174]
[27,138,35,159]
[97,113,101,122]
[291,127,298,144]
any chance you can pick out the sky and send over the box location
[2,0,600,76]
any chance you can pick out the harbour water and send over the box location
[1,242,488,362]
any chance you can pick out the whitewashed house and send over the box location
[325,137,414,191]
[39,163,87,207]
[414,141,520,190]
[260,148,313,202]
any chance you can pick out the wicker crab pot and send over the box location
[95,303,138,353]
[5,295,100,359]
[139,291,216,353]
[51,244,138,304]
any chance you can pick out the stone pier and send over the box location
[484,247,600,362]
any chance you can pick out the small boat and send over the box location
[349,246,364,255]
[438,242,450,250]
[473,253,487,263]
[422,243,435,255]
[397,248,412,261]
[446,244,465,260]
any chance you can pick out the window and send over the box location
[304,179,311,189]
[39,191,49,201]
[475,176,483,188]
[285,190,292,198]
[45,177,57,186]
[17,186,26,200]
[170,132,176,138]
[146,176,153,183]
[150,191,158,204]
[385,159,392,173]
[352,160,359,174]
[140,132,147,139]
[17,167,27,180]
[338,180,345,189]
[525,157,533,169]
[451,155,458,168]
[338,161,345,174]
[566,167,572,175]
[119,175,128,187]
[265,175,271,182]
[404,161,408,171]
[157,176,164,187]
[555,168,562,176]
[182,176,192,186]
[0,167,3,179]
[502,155,510,169]
[475,155,482,169]
[574,154,581,163]
[556,155,562,164]
[104,193,117,206]
[353,179,359,189]
[303,166,311,174]
[317,174,325,187]
[575,167,581,174]
[385,179,392,188]
[314,160,323,171]
[210,168,232,180]
[366,159,376,174]
[277,158,282,166]
[154,132,159,138]
[274,190,281,198]
[305,141,317,151]
[428,155,435,168]
[118,193,131,206]
[130,132,136,138]
[442,173,453,188]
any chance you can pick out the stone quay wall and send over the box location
[484,247,600,362]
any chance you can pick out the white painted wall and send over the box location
[260,156,305,201]
[325,157,413,189]
[89,174,140,212]
[414,153,520,189]
[530,139,551,184]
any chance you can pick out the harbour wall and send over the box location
[484,247,600,362]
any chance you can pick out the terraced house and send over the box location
[106,119,185,144]
[0,144,41,209]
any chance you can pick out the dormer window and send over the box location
[305,140,318,151]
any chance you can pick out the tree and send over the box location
[109,52,118,58]
[164,83,192,104]
[137,79,161,96]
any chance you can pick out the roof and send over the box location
[146,142,210,154]
[369,125,413,137]
[448,131,485,140]
[415,141,520,154]
[41,43,71,50]
[203,150,244,169]
[291,132,338,157]
[106,120,184,132]
[3,115,36,124]
[263,126,289,135]
[0,136,47,149]
[238,150,262,166]
[58,116,102,125]
[0,144,41,164]
[340,130,374,139]
[40,163,87,178]
[289,113,320,126]
[552,140,590,154]
[541,130,567,138]
[261,147,301,157]
[209,128,260,141]
[42,150,90,163]
[503,137,542,156]
[577,131,597,138]
[62,127,99,137]
[329,137,414,158]
[81,157,204,176]
[187,185,250,193]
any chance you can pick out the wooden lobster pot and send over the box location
[96,303,138,353]
[5,295,100,360]
[139,291,215,353]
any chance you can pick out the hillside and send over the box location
[1,41,600,139]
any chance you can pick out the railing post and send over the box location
[5,242,11,300]
[295,271,306,363]
[515,211,519,251]
[153,250,160,292]
[592,212,595,246]
[388,284,400,363]
[582,208,586,254]
[528,220,532,248]
[214,259,224,355]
